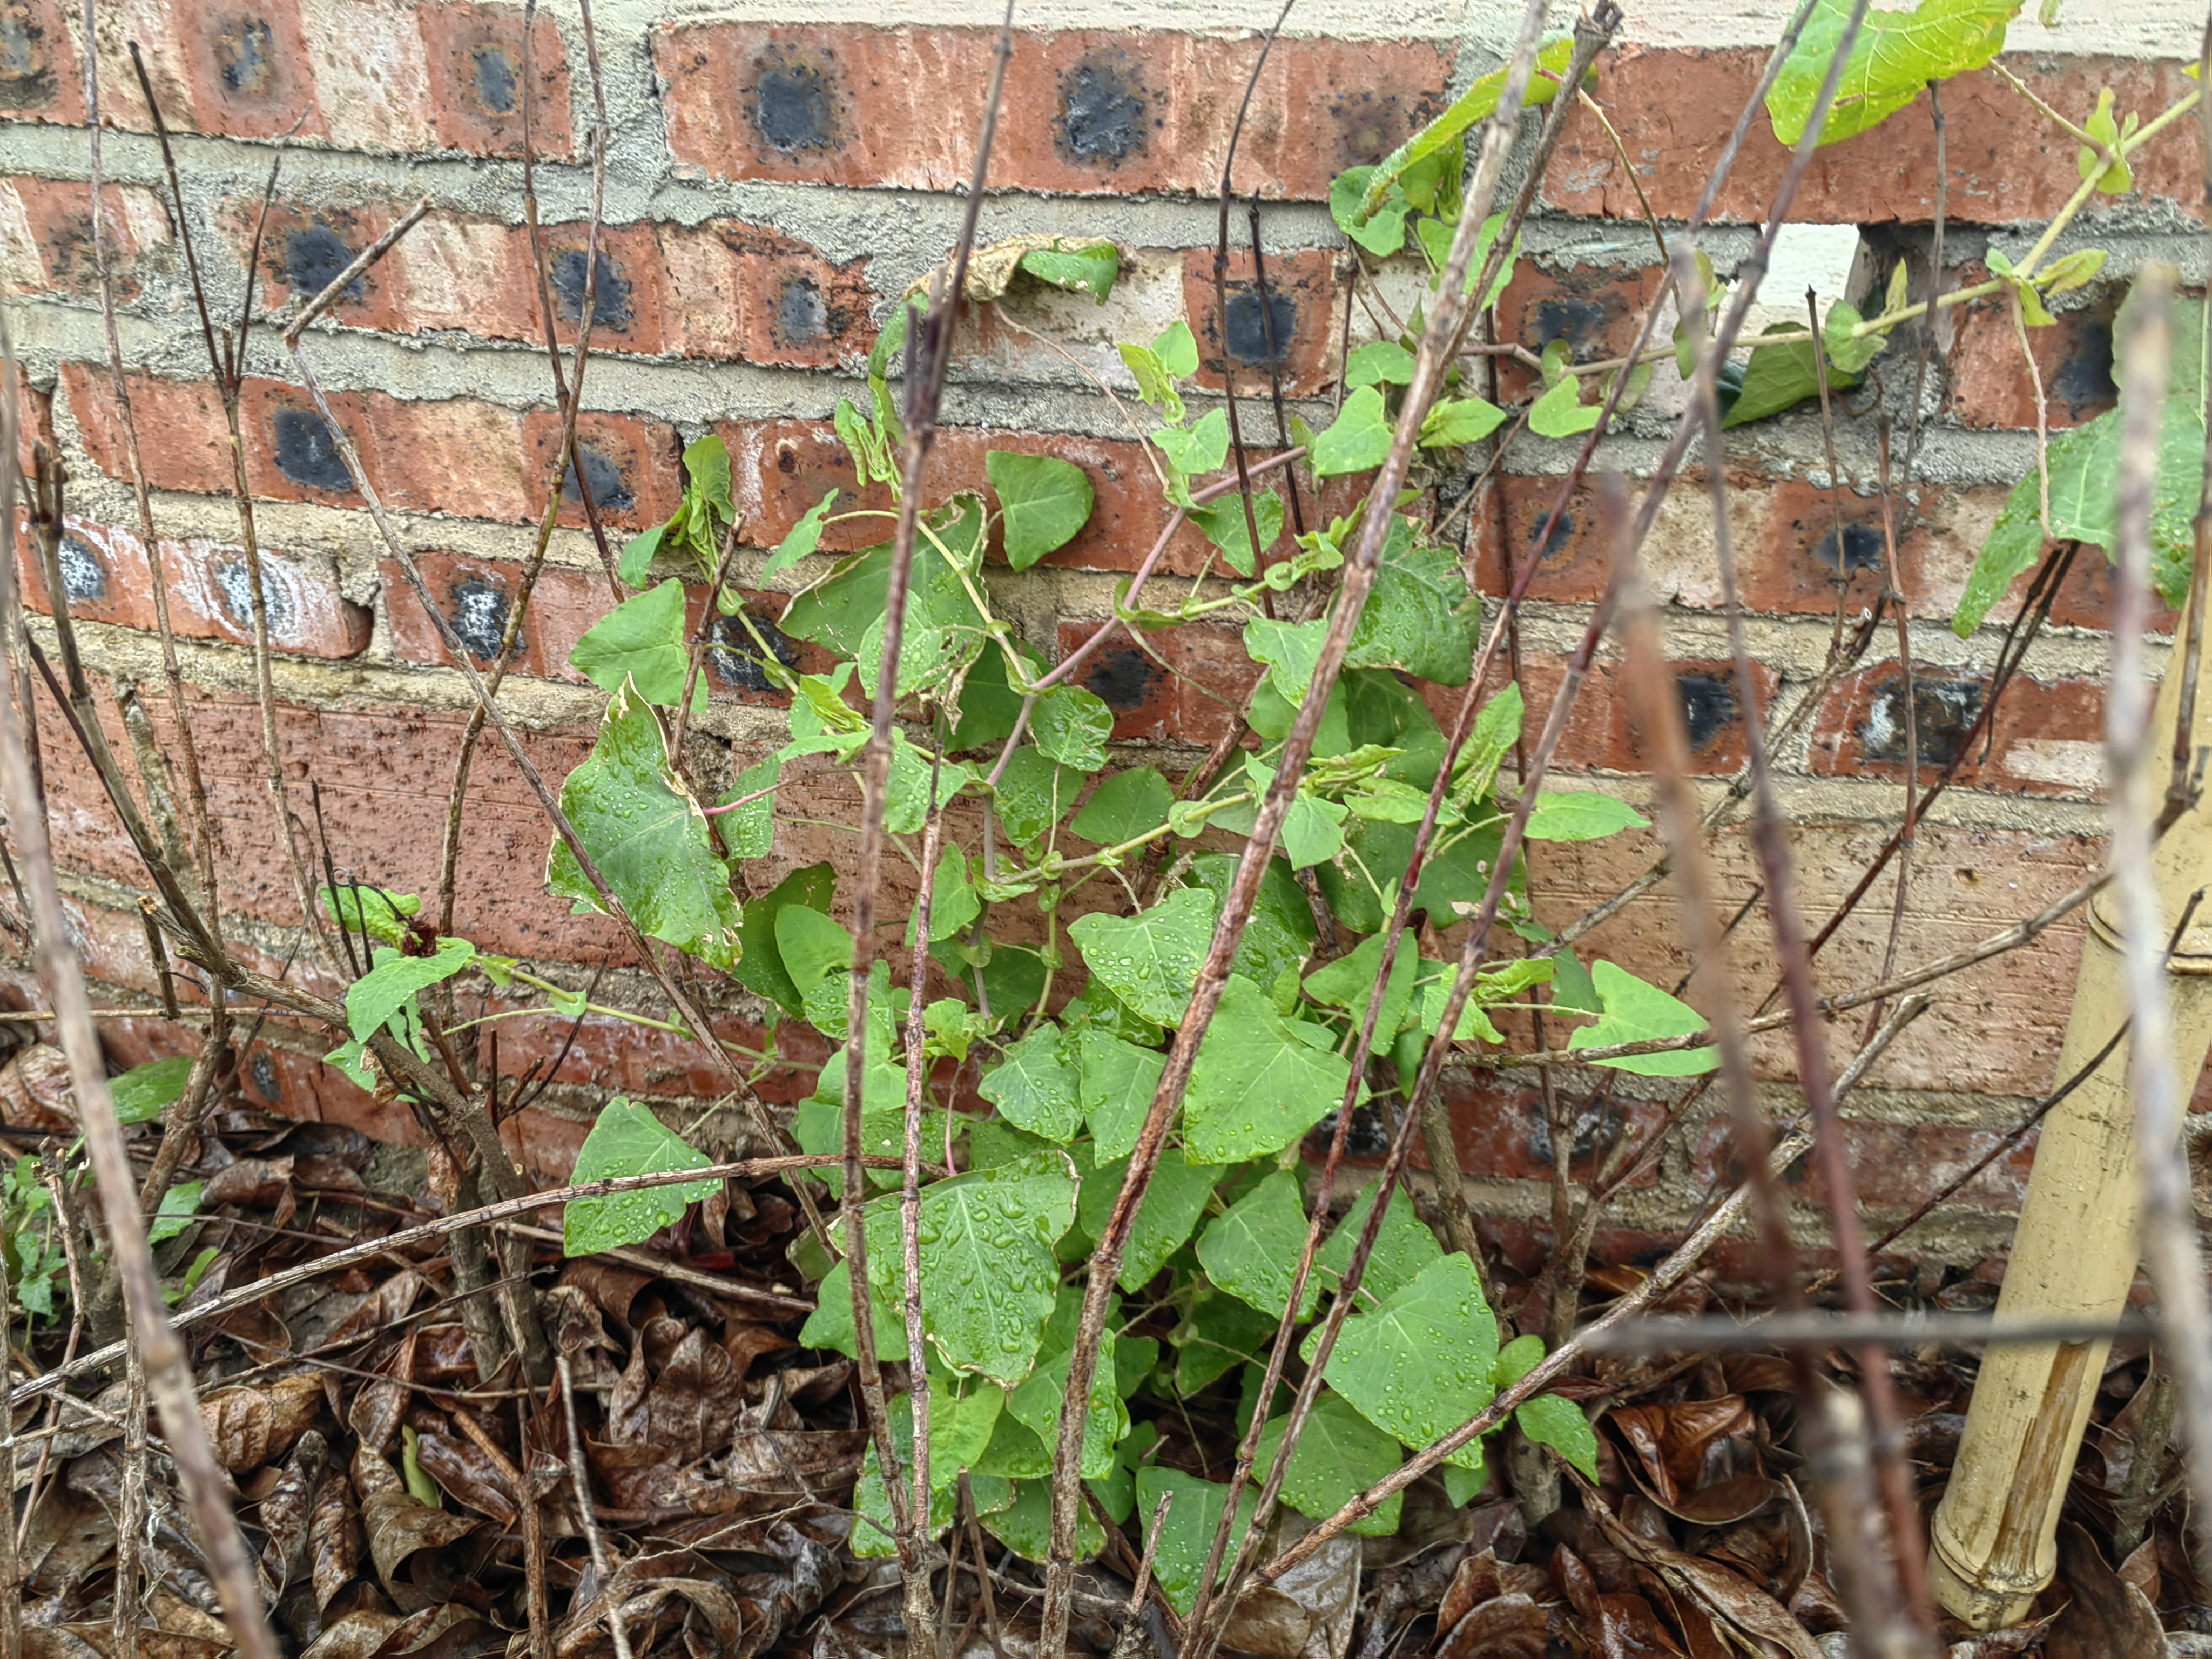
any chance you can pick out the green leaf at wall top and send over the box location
[1566,960,1716,1076]
[564,1097,717,1256]
[569,580,699,711]
[1767,0,2020,148]
[1310,386,1394,477]
[1019,240,1121,302]
[547,679,744,972]
[1356,37,1580,215]
[988,451,1096,570]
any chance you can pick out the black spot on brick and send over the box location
[1529,296,1610,361]
[56,536,105,604]
[562,442,633,514]
[217,16,279,98]
[1675,673,1737,752]
[285,224,363,307]
[1808,520,1883,575]
[2052,317,2118,421]
[1223,290,1297,368]
[551,247,630,332]
[469,43,518,114]
[449,576,510,662]
[272,407,354,494]
[1860,675,1984,768]
[1055,52,1148,167]
[751,55,838,154]
[1526,509,1574,562]
[709,610,798,692]
[1329,88,1412,170]
[1316,1103,1392,1161]
[249,1048,280,1101]
[0,11,54,110]
[775,276,828,345]
[213,556,295,638]
[1528,1098,1623,1169]
[1083,648,1158,711]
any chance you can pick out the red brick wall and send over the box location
[0,1,2201,1271]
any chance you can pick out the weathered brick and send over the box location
[226,197,406,331]
[1182,246,1340,398]
[1491,649,1776,778]
[415,0,571,159]
[242,379,375,505]
[386,210,535,335]
[1543,50,2202,226]
[0,0,85,128]
[1433,1065,1668,1189]
[61,361,232,495]
[518,409,680,532]
[1808,663,2108,799]
[1492,260,1669,403]
[0,178,171,299]
[17,514,371,658]
[1689,1112,2040,1215]
[537,220,670,355]
[655,23,1449,200]
[1945,282,2117,431]
[674,220,874,369]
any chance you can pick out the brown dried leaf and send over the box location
[259,1430,327,1597]
[1595,1594,1687,1659]
[1435,1595,1550,1659]
[1604,1398,1757,1508]
[1588,1503,1821,1659]
[1,1043,76,1131]
[299,1612,403,1659]
[311,1465,363,1613]
[558,1258,655,1327]
[414,1430,516,1525]
[647,1327,744,1461]
[205,1154,294,1208]
[607,1338,651,1445]
[2045,1520,2166,1659]
[328,1270,429,1350]
[353,1441,481,1587]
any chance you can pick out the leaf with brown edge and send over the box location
[1603,1397,1758,1507]
[200,1373,321,1473]
[258,1430,326,1598]
[296,1611,402,1659]
[309,1467,362,1613]
[204,1154,294,1208]
[1596,1593,1688,1658]
[348,1332,414,1457]
[413,1431,517,1525]
[326,1269,430,1350]
[2046,1520,2166,1659]
[645,1326,744,1460]
[556,1257,655,1326]
[353,1441,481,1587]
[1435,1595,1549,1659]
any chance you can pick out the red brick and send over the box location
[176,0,325,143]
[63,363,231,493]
[222,198,405,331]
[655,23,1447,200]
[1689,1114,2038,1215]
[537,220,670,355]
[15,373,52,477]
[0,178,171,300]
[386,210,537,338]
[17,514,370,658]
[383,550,583,677]
[519,410,681,533]
[1432,1066,1667,1189]
[241,379,376,505]
[686,220,875,369]
[1492,261,1669,403]
[1182,247,1340,399]
[1050,616,1263,748]
[366,394,530,520]
[0,1,86,127]
[416,0,571,160]
[1945,283,2116,431]
[1543,49,2203,226]
[1478,649,1773,778]
[1808,663,2107,799]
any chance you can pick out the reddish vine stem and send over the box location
[839,9,1015,1647]
[1042,9,1559,1649]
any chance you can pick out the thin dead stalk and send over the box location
[2107,271,2212,1584]
[839,11,1016,1645]
[0,402,281,1659]
[558,1355,635,1659]
[1050,9,1557,1651]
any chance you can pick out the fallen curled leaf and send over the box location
[353,1441,481,1587]
[310,1465,362,1613]
[1649,1472,1782,1528]
[204,1154,294,1208]
[326,1270,430,1350]
[558,1257,655,1326]
[414,1429,517,1524]
[646,1326,744,1460]
[1597,1591,1688,1658]
[1435,1594,1550,1659]
[2045,1520,2166,1659]
[1221,1521,1360,1659]
[1439,1549,1553,1631]
[258,1429,326,1597]
[1588,1499,1822,1659]
[1606,1397,1758,1508]
[200,1373,322,1473]
[298,1611,402,1659]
